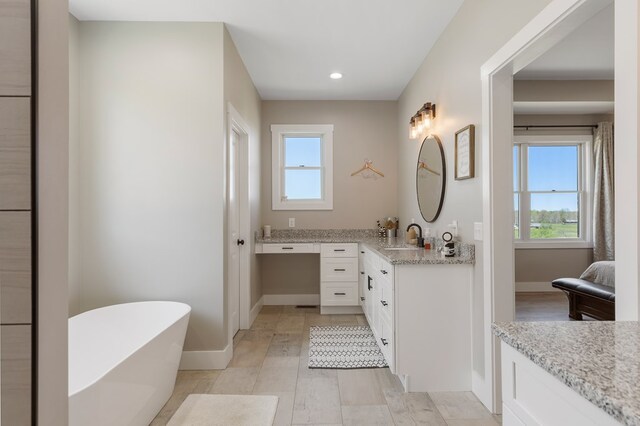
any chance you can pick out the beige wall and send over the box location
[223,27,263,308]
[514,80,614,101]
[39,0,69,423]
[396,0,552,380]
[260,100,398,297]
[514,113,614,128]
[261,101,398,230]
[68,14,81,316]
[262,254,320,295]
[70,22,228,351]
[515,248,593,283]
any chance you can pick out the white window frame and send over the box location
[271,124,334,211]
[514,135,593,249]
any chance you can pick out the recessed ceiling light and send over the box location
[330,72,343,80]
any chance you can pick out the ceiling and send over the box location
[515,4,614,80]
[69,0,464,100]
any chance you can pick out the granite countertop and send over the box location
[256,229,475,265]
[493,321,640,426]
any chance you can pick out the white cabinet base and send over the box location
[395,264,472,392]
[320,305,363,315]
[500,342,619,426]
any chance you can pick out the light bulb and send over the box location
[420,108,431,130]
[409,118,418,139]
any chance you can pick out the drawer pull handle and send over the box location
[381,270,388,275]
[282,247,294,250]
[334,292,346,296]
[367,276,373,291]
[360,297,365,301]
[334,268,346,272]
[360,271,365,275]
[334,249,346,252]
[360,251,365,254]
[381,300,388,306]
[381,338,389,346]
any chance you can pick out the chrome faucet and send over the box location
[406,224,424,247]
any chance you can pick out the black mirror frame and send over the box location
[416,134,446,223]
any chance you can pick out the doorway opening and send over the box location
[479,0,628,413]
[512,4,614,322]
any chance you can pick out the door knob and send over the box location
[237,239,245,246]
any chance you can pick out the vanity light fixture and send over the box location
[330,72,343,79]
[409,102,436,139]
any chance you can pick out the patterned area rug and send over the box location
[308,325,388,369]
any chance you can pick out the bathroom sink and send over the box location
[384,247,422,251]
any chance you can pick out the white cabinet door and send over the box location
[380,316,394,371]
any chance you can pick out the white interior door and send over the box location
[229,128,241,337]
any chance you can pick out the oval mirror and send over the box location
[416,134,446,222]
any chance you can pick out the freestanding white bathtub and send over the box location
[69,301,191,426]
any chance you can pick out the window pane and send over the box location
[284,137,322,167]
[513,146,519,191]
[530,193,579,239]
[514,193,520,239]
[285,169,322,200]
[528,145,578,191]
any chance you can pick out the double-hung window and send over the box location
[271,124,334,210]
[514,135,592,248]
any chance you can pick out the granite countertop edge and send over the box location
[256,236,475,265]
[492,323,637,426]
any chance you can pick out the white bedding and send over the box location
[580,261,615,288]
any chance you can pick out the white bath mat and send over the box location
[308,325,388,369]
[167,394,278,426]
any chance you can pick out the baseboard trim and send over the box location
[263,294,320,306]
[320,305,363,315]
[249,296,264,327]
[515,281,561,292]
[179,344,232,370]
[472,370,494,413]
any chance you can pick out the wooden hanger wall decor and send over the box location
[351,160,385,177]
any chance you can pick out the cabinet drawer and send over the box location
[378,258,394,282]
[321,243,358,258]
[262,243,315,254]
[321,258,358,282]
[321,282,359,306]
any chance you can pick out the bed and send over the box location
[551,261,615,321]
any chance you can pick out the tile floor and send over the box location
[151,305,500,425]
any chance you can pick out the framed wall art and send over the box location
[455,124,475,180]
